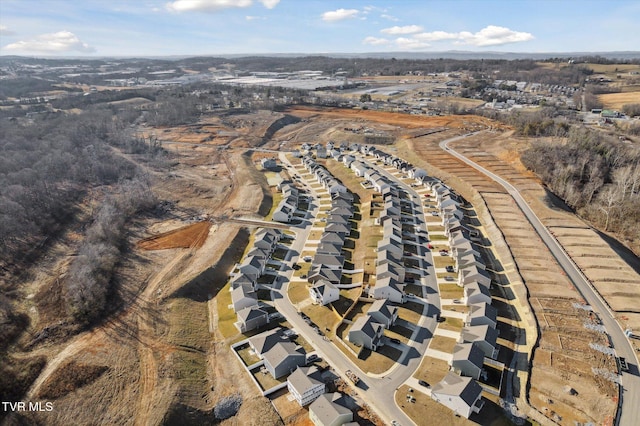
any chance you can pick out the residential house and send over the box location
[342,155,355,167]
[230,273,255,290]
[320,232,344,246]
[236,306,268,333]
[316,242,343,256]
[248,328,287,357]
[309,393,354,426]
[410,168,428,182]
[458,265,491,288]
[460,325,499,359]
[367,299,398,328]
[348,315,385,351]
[327,214,349,225]
[330,207,353,218]
[450,342,485,380]
[466,302,498,329]
[263,341,306,379]
[464,282,492,305]
[310,280,340,306]
[231,285,258,312]
[350,161,367,177]
[308,265,342,285]
[287,366,326,406]
[431,372,484,419]
[325,222,351,236]
[261,158,277,170]
[376,261,405,284]
[311,254,344,271]
[238,255,265,281]
[370,276,406,304]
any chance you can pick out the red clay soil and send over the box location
[285,105,501,130]
[137,221,211,250]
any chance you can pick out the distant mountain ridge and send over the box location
[2,51,639,61]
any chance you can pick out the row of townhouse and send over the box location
[302,155,347,195]
[349,146,488,420]
[425,181,495,419]
[302,155,356,308]
[372,185,409,304]
[230,228,284,333]
[273,181,299,223]
[346,154,412,306]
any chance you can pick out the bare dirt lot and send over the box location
[137,221,212,250]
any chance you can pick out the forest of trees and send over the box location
[521,127,640,251]
[0,101,162,335]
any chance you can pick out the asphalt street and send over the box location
[441,133,640,426]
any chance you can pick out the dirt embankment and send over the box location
[262,114,301,143]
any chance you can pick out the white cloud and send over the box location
[258,0,279,8]
[381,25,423,35]
[413,31,459,42]
[321,8,359,22]
[363,36,390,46]
[0,25,15,36]
[166,0,253,13]
[246,15,266,20]
[380,14,399,22]
[379,25,534,50]
[395,37,431,50]
[4,31,95,53]
[459,25,534,46]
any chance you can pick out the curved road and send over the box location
[441,133,640,426]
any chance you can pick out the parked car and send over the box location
[619,357,630,372]
[389,338,401,344]
[418,380,430,387]
[445,266,455,272]
[300,274,307,279]
[437,316,446,323]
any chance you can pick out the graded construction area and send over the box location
[137,221,212,250]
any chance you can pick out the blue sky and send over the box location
[1,0,638,56]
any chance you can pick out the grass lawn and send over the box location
[439,316,464,332]
[291,334,315,354]
[429,234,449,241]
[301,303,341,335]
[429,335,458,353]
[396,384,473,426]
[433,256,455,268]
[436,272,458,280]
[442,305,469,314]
[288,281,309,304]
[413,356,450,387]
[397,301,425,324]
[216,282,240,339]
[236,343,261,366]
[265,190,283,221]
[167,298,210,351]
[439,283,463,299]
[355,345,402,374]
[251,366,287,391]
[172,350,208,392]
